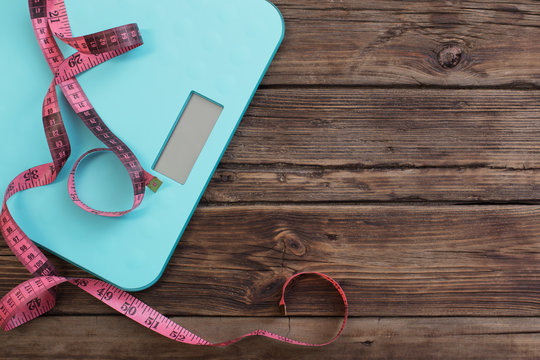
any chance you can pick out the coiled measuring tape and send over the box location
[0,0,347,346]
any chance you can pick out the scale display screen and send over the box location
[154,93,224,184]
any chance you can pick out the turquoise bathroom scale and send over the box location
[0,0,285,290]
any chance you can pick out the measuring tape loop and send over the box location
[1,0,153,326]
[40,0,152,217]
[1,273,347,346]
[0,0,349,346]
[68,148,160,216]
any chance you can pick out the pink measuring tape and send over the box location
[0,0,347,346]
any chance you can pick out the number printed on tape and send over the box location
[0,0,347,346]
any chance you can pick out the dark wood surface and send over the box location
[2,1,540,359]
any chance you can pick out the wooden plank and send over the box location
[1,205,539,316]
[206,167,540,202]
[223,88,540,168]
[1,316,539,359]
[265,0,540,86]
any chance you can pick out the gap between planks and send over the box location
[2,316,539,360]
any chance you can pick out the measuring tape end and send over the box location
[147,177,163,193]
[143,170,163,193]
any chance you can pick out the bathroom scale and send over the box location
[0,0,285,291]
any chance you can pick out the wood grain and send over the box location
[2,316,539,360]
[265,0,540,86]
[3,1,540,358]
[2,205,539,316]
[211,87,540,203]
[224,88,540,168]
[206,167,540,203]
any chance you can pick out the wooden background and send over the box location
[2,0,540,358]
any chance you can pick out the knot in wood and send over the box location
[274,229,306,257]
[437,44,463,69]
[218,172,236,183]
